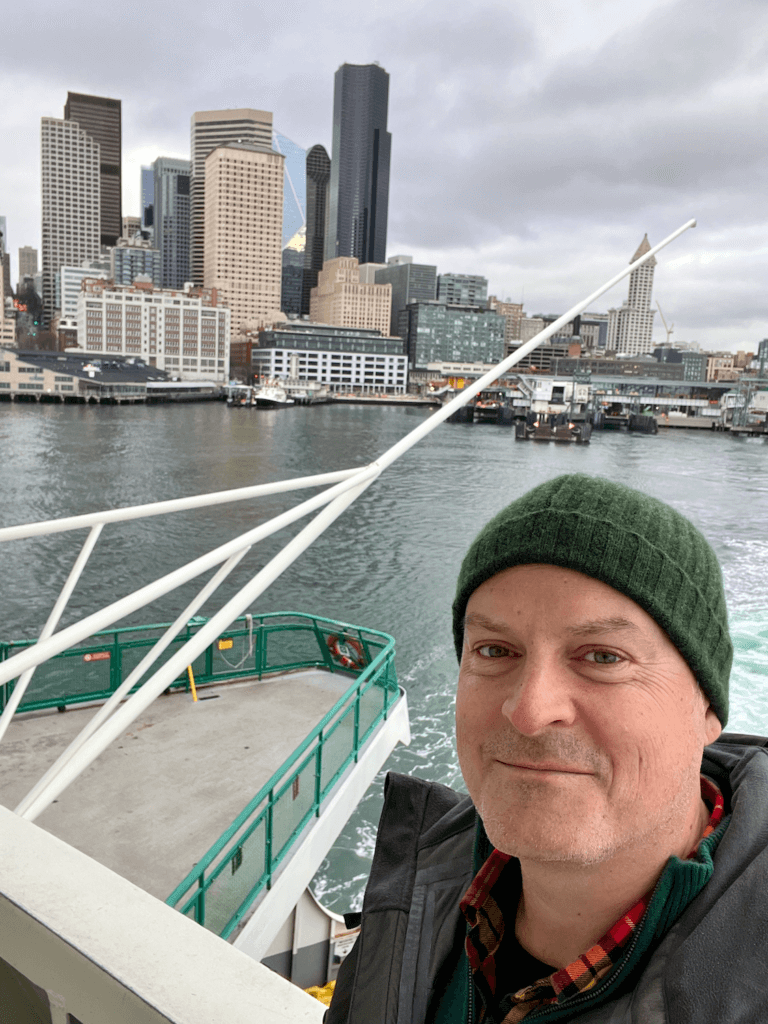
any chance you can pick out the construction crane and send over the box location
[656,301,674,344]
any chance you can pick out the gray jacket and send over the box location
[327,734,768,1023]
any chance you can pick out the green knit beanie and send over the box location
[452,474,732,725]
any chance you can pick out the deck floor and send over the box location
[0,670,350,901]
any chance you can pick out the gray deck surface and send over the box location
[0,670,350,901]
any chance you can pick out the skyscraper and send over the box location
[326,63,391,265]
[0,217,11,300]
[152,157,191,288]
[272,131,306,248]
[375,256,437,337]
[302,144,331,316]
[41,117,101,325]
[63,92,122,247]
[18,246,38,282]
[204,143,284,333]
[608,235,657,356]
[190,109,273,285]
[141,165,154,240]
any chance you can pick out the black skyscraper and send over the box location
[302,144,331,315]
[326,63,391,265]
[64,92,122,247]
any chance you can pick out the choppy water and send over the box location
[1,402,766,911]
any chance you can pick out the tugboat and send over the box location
[515,411,592,443]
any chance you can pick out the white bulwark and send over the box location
[78,278,230,383]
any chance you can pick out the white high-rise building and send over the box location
[203,142,284,334]
[189,109,273,286]
[41,117,101,326]
[78,277,230,383]
[607,235,657,356]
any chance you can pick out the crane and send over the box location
[656,301,674,345]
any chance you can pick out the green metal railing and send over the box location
[164,613,399,939]
[0,611,394,716]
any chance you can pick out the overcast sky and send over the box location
[3,0,767,352]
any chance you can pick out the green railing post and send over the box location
[353,685,361,763]
[112,631,121,695]
[265,792,274,890]
[314,738,322,816]
[205,635,213,681]
[197,874,206,926]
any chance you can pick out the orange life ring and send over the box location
[327,634,366,670]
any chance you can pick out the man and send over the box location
[327,474,768,1023]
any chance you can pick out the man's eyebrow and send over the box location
[564,617,642,637]
[463,613,513,633]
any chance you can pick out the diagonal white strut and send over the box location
[3,219,696,819]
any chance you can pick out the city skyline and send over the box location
[3,0,768,353]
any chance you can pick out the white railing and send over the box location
[0,220,696,824]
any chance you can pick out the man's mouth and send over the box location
[499,760,594,775]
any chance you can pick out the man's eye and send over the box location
[476,644,509,659]
[584,650,620,664]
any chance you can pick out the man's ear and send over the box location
[704,706,722,746]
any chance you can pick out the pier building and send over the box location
[0,348,169,402]
[254,322,407,393]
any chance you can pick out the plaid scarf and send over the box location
[460,776,724,1023]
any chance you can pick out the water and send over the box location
[1,402,767,911]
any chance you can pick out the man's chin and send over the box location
[480,807,622,866]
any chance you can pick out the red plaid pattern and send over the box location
[461,776,724,1022]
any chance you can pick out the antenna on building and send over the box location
[656,301,674,344]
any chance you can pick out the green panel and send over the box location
[118,636,190,687]
[271,754,318,865]
[203,816,267,935]
[210,630,257,678]
[320,703,357,793]
[17,649,112,709]
[357,679,385,741]
[264,625,323,672]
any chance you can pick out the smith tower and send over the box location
[608,234,657,356]
[326,62,391,265]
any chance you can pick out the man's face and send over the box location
[456,564,722,865]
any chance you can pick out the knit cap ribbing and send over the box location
[452,474,732,725]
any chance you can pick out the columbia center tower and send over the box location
[326,63,391,265]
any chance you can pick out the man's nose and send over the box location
[500,652,577,735]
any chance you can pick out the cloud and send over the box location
[3,0,767,349]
